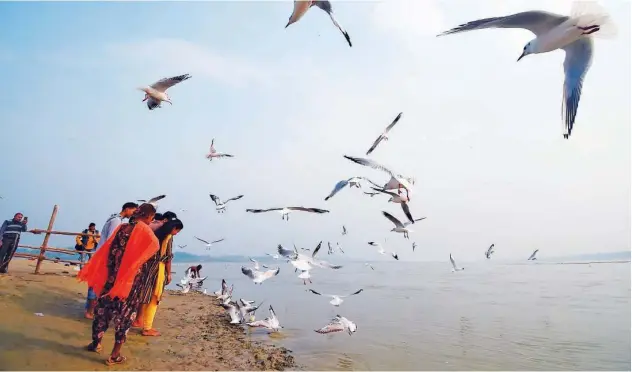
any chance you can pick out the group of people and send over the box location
[78,202,184,366]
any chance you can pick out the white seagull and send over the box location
[194,236,225,250]
[246,206,329,221]
[343,155,415,199]
[485,244,495,259]
[366,112,403,155]
[528,249,539,261]
[307,288,363,307]
[138,74,191,110]
[437,1,616,139]
[176,282,191,293]
[213,279,230,297]
[241,266,280,285]
[342,225,347,235]
[278,243,342,274]
[315,315,357,335]
[247,305,283,332]
[265,253,281,260]
[137,195,166,207]
[286,0,352,47]
[364,262,375,270]
[370,187,416,224]
[248,257,269,270]
[298,269,312,285]
[381,211,426,239]
[206,139,234,160]
[450,253,465,272]
[210,193,244,213]
[324,177,381,201]
[368,241,399,260]
[177,244,187,249]
[221,301,243,324]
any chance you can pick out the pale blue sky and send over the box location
[0,0,629,262]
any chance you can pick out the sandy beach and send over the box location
[0,259,296,371]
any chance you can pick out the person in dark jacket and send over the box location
[0,212,28,273]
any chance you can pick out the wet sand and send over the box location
[0,259,296,371]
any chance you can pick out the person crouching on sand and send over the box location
[133,217,183,336]
[77,203,159,366]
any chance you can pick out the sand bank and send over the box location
[0,259,296,370]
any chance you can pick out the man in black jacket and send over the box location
[0,212,28,273]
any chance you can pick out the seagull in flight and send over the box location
[365,262,375,270]
[485,244,495,259]
[286,0,352,47]
[381,211,426,239]
[412,242,417,252]
[206,138,234,160]
[336,242,345,254]
[246,206,329,221]
[324,177,381,201]
[138,74,191,110]
[528,249,539,261]
[368,241,398,260]
[278,242,342,275]
[343,155,414,199]
[221,301,244,324]
[363,191,380,197]
[366,112,403,155]
[194,236,225,250]
[248,257,269,271]
[327,242,334,255]
[213,279,230,298]
[241,266,280,285]
[437,2,616,138]
[137,195,166,207]
[307,288,363,307]
[450,253,464,272]
[315,315,357,335]
[247,305,283,333]
[265,253,281,260]
[342,225,347,235]
[209,193,244,213]
[177,244,187,249]
[370,187,416,224]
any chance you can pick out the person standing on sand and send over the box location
[77,203,159,366]
[74,223,100,266]
[0,212,28,273]
[133,218,183,336]
[84,202,138,320]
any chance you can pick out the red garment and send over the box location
[77,222,159,300]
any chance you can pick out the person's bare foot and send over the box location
[141,329,161,337]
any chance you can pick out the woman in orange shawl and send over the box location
[77,203,159,366]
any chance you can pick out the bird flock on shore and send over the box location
[134,0,615,337]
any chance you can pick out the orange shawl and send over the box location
[77,222,159,300]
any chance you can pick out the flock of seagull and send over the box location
[131,0,615,339]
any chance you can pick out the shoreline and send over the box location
[0,259,297,371]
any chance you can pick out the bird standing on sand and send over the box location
[286,0,352,47]
[138,74,191,110]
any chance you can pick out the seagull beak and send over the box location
[517,51,526,62]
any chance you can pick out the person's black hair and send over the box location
[121,202,138,211]
[131,203,157,223]
[162,211,177,220]
[153,213,164,221]
[196,264,202,270]
[154,218,184,244]
[89,222,96,228]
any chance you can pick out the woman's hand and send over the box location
[166,274,172,285]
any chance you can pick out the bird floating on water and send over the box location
[138,74,191,110]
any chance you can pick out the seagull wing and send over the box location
[262,267,280,280]
[366,112,403,155]
[221,279,228,294]
[308,289,323,296]
[438,11,567,37]
[211,238,225,244]
[277,244,296,258]
[340,289,363,298]
[400,203,415,225]
[382,211,405,228]
[241,266,256,280]
[150,73,192,92]
[286,0,312,28]
[403,216,426,227]
[313,1,352,47]
[209,194,221,205]
[194,236,210,245]
[561,38,593,139]
[288,207,330,214]
[324,179,350,201]
[224,195,244,204]
[247,319,271,328]
[312,241,323,258]
[315,321,345,334]
[147,195,166,204]
[344,155,395,177]
[370,187,400,199]
[246,208,282,213]
[450,254,458,270]
[384,112,403,133]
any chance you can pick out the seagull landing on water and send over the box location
[247,305,283,333]
[209,193,244,213]
[138,74,191,110]
[137,195,166,207]
[343,155,415,200]
[194,236,225,250]
[241,266,280,285]
[206,139,234,161]
[307,288,363,307]
[286,0,352,47]
[324,177,381,201]
[368,241,398,260]
[450,254,464,272]
[437,1,617,139]
[246,206,329,221]
[485,244,495,259]
[382,211,426,239]
[528,249,539,261]
[315,315,357,336]
[366,112,403,155]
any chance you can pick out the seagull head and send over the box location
[518,41,536,61]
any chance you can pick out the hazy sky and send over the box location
[0,0,629,262]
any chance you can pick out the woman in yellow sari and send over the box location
[133,218,183,336]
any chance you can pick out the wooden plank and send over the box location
[35,205,59,274]
[29,229,101,238]
[14,253,81,265]
[18,244,81,256]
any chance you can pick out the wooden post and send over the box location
[34,205,59,274]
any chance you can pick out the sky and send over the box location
[0,0,629,263]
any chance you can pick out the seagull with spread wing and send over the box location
[324,176,381,201]
[286,0,352,47]
[246,206,329,221]
[206,139,234,161]
[138,74,191,110]
[366,112,403,155]
[241,266,280,285]
[368,241,399,260]
[315,315,357,335]
[370,187,417,224]
[136,195,166,207]
[248,257,269,271]
[528,249,539,261]
[209,193,244,213]
[247,305,283,333]
[485,244,495,259]
[307,288,363,307]
[343,155,415,199]
[450,253,464,272]
[194,236,225,250]
[177,244,187,249]
[381,211,426,239]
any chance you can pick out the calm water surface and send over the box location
[169,261,630,371]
